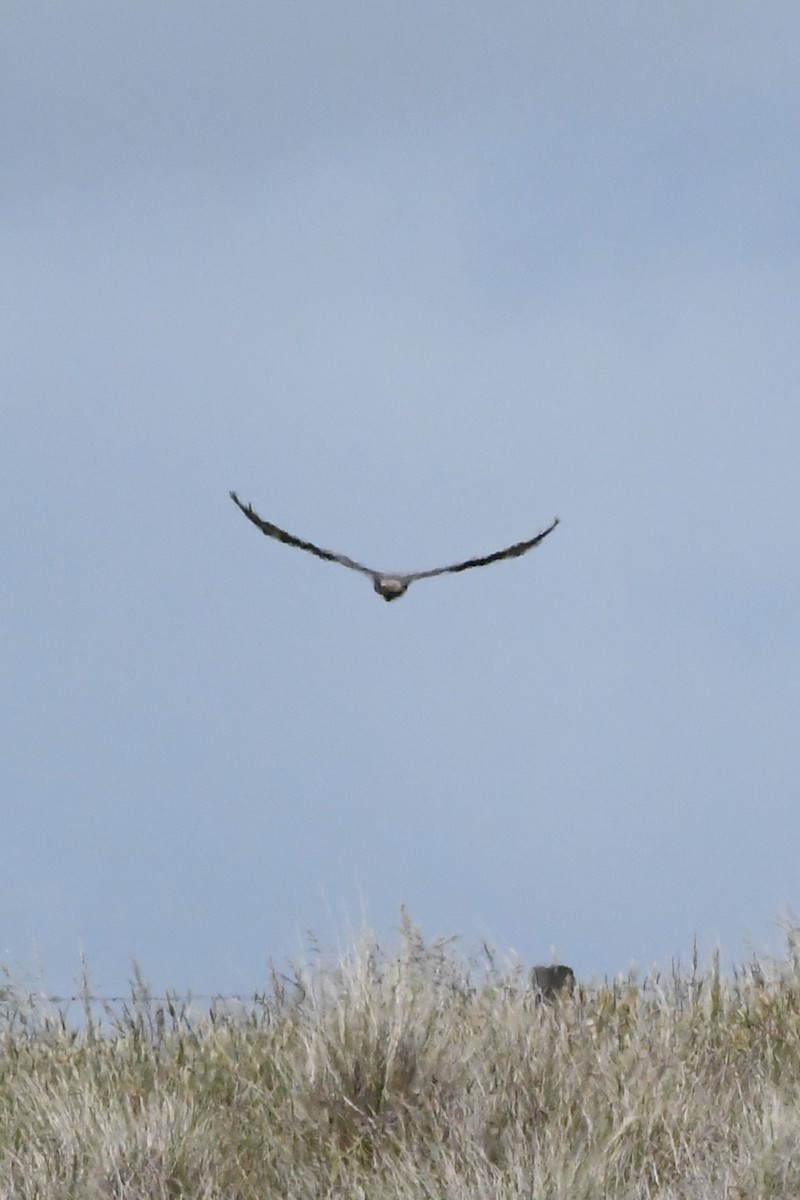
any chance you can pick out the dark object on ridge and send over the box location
[531,964,575,1002]
[230,491,559,602]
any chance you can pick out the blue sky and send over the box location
[3,2,799,999]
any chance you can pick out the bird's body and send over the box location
[230,491,558,600]
[371,576,408,601]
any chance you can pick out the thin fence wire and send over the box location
[12,993,268,1006]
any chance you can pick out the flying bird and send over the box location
[230,491,559,601]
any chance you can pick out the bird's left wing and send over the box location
[230,492,375,576]
[406,517,560,582]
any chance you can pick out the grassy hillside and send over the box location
[2,913,800,1199]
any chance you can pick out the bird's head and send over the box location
[373,576,409,601]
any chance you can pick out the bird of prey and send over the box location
[230,491,559,601]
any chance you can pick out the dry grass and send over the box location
[3,911,800,1199]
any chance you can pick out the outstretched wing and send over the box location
[230,492,375,577]
[406,517,560,583]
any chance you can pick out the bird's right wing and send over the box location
[230,492,375,576]
[407,517,560,581]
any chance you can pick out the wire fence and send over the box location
[9,993,268,1006]
[0,985,290,1037]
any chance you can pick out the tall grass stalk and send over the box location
[2,912,800,1198]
